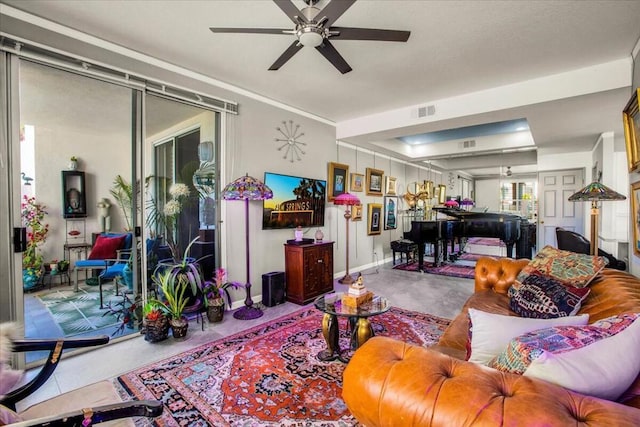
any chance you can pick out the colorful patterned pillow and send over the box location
[509,272,591,318]
[466,308,589,364]
[489,313,640,401]
[516,245,606,288]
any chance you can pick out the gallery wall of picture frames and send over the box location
[327,161,411,234]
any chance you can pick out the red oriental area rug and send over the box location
[116,306,450,426]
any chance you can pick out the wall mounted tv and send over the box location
[262,172,326,229]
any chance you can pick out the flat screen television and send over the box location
[262,172,326,229]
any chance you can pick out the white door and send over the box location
[538,169,585,248]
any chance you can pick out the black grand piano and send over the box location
[404,207,533,272]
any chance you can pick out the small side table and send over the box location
[40,269,71,288]
[64,242,92,262]
[313,293,390,363]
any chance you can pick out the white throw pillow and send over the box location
[467,308,589,364]
[489,313,640,401]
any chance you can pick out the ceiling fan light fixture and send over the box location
[297,28,324,47]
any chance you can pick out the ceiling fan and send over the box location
[210,0,410,74]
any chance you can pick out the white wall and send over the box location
[474,179,501,211]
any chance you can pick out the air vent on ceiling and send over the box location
[462,140,476,149]
[417,105,436,118]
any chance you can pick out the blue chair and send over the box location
[74,233,133,308]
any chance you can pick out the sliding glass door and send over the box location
[2,54,222,366]
[14,59,140,361]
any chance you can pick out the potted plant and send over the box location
[57,260,70,272]
[21,195,49,290]
[202,268,240,323]
[68,155,78,170]
[154,236,204,311]
[109,175,134,231]
[152,269,190,338]
[142,301,169,342]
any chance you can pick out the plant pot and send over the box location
[143,315,169,342]
[22,268,41,290]
[206,299,225,323]
[123,262,134,290]
[170,317,189,338]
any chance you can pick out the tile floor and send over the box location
[17,259,480,412]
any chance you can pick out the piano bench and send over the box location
[390,240,418,265]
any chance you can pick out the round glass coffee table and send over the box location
[313,293,390,362]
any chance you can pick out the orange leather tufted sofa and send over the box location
[343,257,640,426]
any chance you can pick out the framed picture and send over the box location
[384,196,398,230]
[328,162,349,202]
[631,181,640,256]
[367,203,382,235]
[366,167,384,196]
[623,88,640,172]
[385,176,397,195]
[350,173,364,192]
[351,204,363,221]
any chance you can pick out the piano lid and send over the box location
[433,206,524,220]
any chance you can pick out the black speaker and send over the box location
[262,271,285,307]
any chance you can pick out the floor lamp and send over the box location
[568,181,625,255]
[334,192,361,285]
[221,174,273,320]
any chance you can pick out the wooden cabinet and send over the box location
[284,242,334,305]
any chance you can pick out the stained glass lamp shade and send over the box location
[568,181,625,255]
[334,192,361,284]
[221,174,273,319]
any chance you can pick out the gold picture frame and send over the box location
[623,87,640,172]
[631,181,640,256]
[367,203,382,235]
[366,167,384,196]
[328,162,349,202]
[350,173,364,192]
[351,204,363,221]
[385,176,397,195]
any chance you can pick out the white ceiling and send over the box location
[3,0,640,176]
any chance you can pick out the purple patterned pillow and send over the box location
[509,273,590,318]
[489,313,640,401]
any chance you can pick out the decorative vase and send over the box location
[315,228,324,242]
[206,299,225,323]
[68,159,78,170]
[22,268,40,290]
[170,317,189,338]
[294,226,303,241]
[143,315,169,342]
[122,262,134,290]
[49,263,58,274]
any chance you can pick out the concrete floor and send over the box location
[17,259,477,411]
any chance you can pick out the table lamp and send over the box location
[334,192,361,284]
[568,181,625,255]
[221,173,273,320]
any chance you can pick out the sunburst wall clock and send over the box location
[275,120,306,162]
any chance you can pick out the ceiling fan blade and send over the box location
[316,40,352,74]
[273,0,307,24]
[269,41,303,70]
[330,27,410,42]
[319,0,357,28]
[210,27,290,35]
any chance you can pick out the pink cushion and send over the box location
[88,235,126,260]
